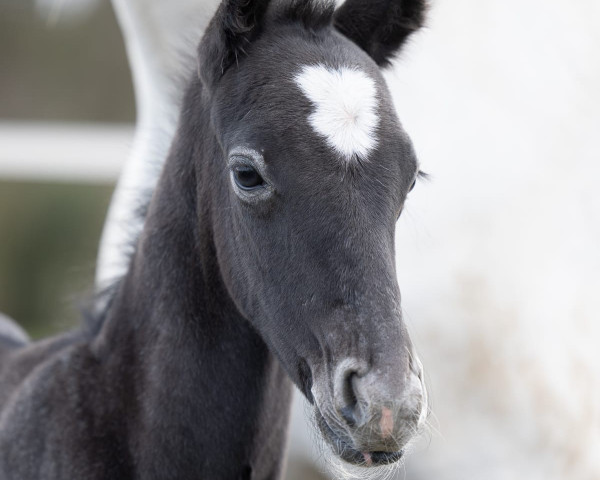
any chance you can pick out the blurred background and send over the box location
[1,1,599,479]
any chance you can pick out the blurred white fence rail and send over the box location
[0,122,133,183]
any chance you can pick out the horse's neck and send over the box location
[94,139,293,478]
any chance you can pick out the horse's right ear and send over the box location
[334,0,427,67]
[198,0,272,90]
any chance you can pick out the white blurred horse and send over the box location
[98,1,600,479]
[97,0,219,287]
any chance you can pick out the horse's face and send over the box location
[199,0,428,467]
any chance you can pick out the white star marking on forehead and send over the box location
[295,64,379,162]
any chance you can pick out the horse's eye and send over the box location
[233,165,264,190]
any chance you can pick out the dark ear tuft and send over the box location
[334,0,427,67]
[199,0,272,89]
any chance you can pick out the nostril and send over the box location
[334,359,370,428]
[339,371,359,426]
[338,370,368,427]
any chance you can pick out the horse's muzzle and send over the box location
[314,351,428,466]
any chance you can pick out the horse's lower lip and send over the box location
[316,410,404,467]
[340,447,404,467]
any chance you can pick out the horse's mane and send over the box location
[88,192,152,334]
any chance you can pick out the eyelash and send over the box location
[409,170,427,192]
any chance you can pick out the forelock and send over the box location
[274,0,336,30]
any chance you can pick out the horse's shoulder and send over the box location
[0,328,91,412]
[0,333,114,478]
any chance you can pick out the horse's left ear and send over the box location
[199,0,272,90]
[334,0,427,67]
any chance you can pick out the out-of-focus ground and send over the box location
[1,1,599,479]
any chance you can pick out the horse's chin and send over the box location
[314,408,404,468]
